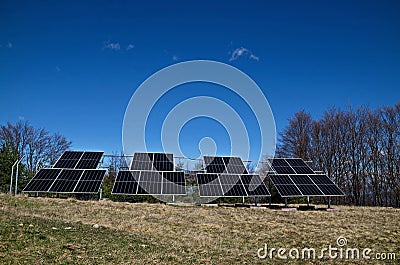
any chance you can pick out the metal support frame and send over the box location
[99,188,103,200]
[9,159,19,194]
[13,156,25,196]
[328,197,331,209]
[307,196,310,207]
[285,198,288,208]
[35,158,41,174]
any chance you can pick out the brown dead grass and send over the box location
[1,194,399,264]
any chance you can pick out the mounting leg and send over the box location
[242,197,245,205]
[255,197,258,206]
[285,198,288,208]
[269,196,271,207]
[99,188,102,200]
[307,196,310,207]
[328,197,331,209]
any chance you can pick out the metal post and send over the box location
[328,197,331,209]
[99,188,103,200]
[10,159,19,194]
[14,156,25,196]
[307,196,310,207]
[255,197,258,206]
[242,196,245,205]
[35,158,41,173]
[173,195,175,203]
[269,196,271,207]
[285,198,288,208]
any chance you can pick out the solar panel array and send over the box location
[267,158,344,197]
[112,152,185,195]
[23,150,106,194]
[204,156,248,174]
[23,168,106,194]
[197,156,269,197]
[54,151,103,169]
[112,170,186,195]
[269,174,345,197]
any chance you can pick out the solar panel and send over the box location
[241,175,271,196]
[23,168,106,194]
[130,152,174,171]
[219,174,247,197]
[112,171,141,195]
[22,168,62,192]
[204,156,227,173]
[74,170,107,193]
[308,175,345,196]
[269,174,303,197]
[197,173,270,197]
[269,158,316,175]
[75,152,103,169]
[48,169,84,193]
[204,156,248,174]
[54,151,83,168]
[162,172,186,195]
[269,173,344,197]
[196,173,223,197]
[139,171,163,194]
[53,151,103,169]
[286,159,315,174]
[111,170,186,195]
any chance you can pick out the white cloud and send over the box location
[172,55,179,61]
[103,41,121,51]
[126,44,134,50]
[229,47,259,62]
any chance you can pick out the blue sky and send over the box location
[1,0,399,161]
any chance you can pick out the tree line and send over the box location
[276,102,400,207]
[0,120,71,192]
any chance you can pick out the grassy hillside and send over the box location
[0,194,399,264]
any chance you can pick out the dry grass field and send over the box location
[0,194,399,264]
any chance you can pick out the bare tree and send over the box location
[0,120,71,176]
[276,110,313,159]
[278,102,400,207]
